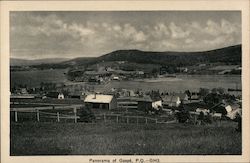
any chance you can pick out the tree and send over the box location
[78,104,95,123]
[184,90,191,98]
[199,88,209,98]
[175,110,190,123]
[217,87,225,94]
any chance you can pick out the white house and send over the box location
[225,103,241,120]
[58,93,64,99]
[152,100,162,110]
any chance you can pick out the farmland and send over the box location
[10,121,241,155]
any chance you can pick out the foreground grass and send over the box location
[10,122,241,155]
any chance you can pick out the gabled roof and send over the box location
[162,95,180,103]
[84,94,114,103]
[174,93,188,100]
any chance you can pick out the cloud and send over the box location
[204,19,240,36]
[169,22,190,39]
[204,20,221,36]
[68,23,95,41]
[10,12,241,58]
[152,23,170,38]
[185,38,194,44]
[203,35,234,46]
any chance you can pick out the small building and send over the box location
[196,108,210,115]
[190,92,200,101]
[113,76,120,80]
[68,92,86,100]
[137,96,162,112]
[58,93,64,99]
[20,88,28,94]
[117,97,139,109]
[84,94,117,110]
[46,92,64,99]
[174,93,189,102]
[162,95,181,107]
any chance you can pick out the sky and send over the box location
[10,11,241,59]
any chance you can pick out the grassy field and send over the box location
[10,121,241,155]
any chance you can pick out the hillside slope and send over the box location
[68,44,241,67]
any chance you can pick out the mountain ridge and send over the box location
[11,44,241,67]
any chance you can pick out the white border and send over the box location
[1,1,249,163]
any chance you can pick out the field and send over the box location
[10,122,241,155]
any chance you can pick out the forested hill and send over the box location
[12,44,241,69]
[95,44,241,66]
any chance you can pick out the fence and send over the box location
[10,109,176,124]
[95,113,176,124]
[11,110,79,123]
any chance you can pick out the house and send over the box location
[174,93,189,102]
[190,92,200,101]
[113,76,120,80]
[58,93,64,99]
[162,95,181,107]
[69,92,85,99]
[20,88,28,94]
[225,103,240,113]
[117,97,139,109]
[84,94,117,110]
[46,92,64,99]
[196,108,210,115]
[137,96,162,112]
[225,103,241,119]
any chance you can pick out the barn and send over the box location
[84,94,117,110]
[137,96,162,112]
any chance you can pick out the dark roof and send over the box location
[46,92,60,98]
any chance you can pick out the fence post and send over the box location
[145,117,147,124]
[127,117,129,124]
[57,112,60,122]
[194,115,197,125]
[74,112,77,123]
[104,114,106,123]
[116,115,119,123]
[136,116,138,125]
[14,111,18,122]
[37,110,40,122]
[73,107,77,123]
[156,119,158,124]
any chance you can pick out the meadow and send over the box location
[10,121,241,155]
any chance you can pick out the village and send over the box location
[6,9,245,157]
[10,73,242,127]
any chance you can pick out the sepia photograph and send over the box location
[1,1,250,163]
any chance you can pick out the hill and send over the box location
[10,58,70,66]
[98,45,241,66]
[12,45,241,69]
[66,44,241,67]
